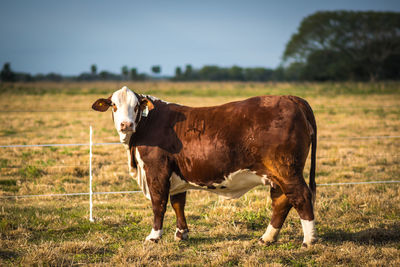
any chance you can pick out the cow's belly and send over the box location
[170,170,271,199]
[129,148,271,200]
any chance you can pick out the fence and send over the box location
[1,128,399,221]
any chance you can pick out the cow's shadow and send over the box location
[320,222,400,245]
[185,233,254,245]
[184,222,400,245]
[0,250,19,261]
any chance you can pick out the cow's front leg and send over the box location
[170,192,189,241]
[146,180,170,243]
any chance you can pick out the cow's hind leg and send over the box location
[170,192,189,241]
[259,185,292,245]
[282,179,317,247]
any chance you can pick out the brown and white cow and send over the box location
[92,86,317,247]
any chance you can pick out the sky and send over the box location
[1,0,399,76]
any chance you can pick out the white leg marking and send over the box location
[301,219,316,246]
[133,148,151,200]
[174,228,189,241]
[261,224,280,243]
[145,228,163,241]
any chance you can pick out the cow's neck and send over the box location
[128,99,185,154]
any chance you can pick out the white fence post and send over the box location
[89,126,94,222]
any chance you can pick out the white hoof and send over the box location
[301,219,317,246]
[174,228,189,241]
[145,228,163,243]
[260,224,280,244]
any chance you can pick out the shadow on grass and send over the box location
[0,249,19,261]
[186,233,254,245]
[321,222,400,245]
[28,218,142,243]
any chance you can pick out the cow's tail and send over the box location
[309,121,317,205]
[297,97,317,205]
[305,101,317,205]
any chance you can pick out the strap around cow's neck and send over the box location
[133,92,145,124]
[129,93,152,148]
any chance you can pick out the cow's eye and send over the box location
[112,103,117,112]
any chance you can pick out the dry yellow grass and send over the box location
[0,82,399,266]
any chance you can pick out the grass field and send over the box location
[0,82,399,266]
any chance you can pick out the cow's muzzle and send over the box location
[120,121,134,133]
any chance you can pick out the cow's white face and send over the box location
[92,86,153,144]
[111,86,138,135]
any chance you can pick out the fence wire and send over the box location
[1,180,399,199]
[1,134,399,200]
[1,135,399,149]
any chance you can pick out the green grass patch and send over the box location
[0,129,17,136]
[0,179,19,192]
[0,158,9,169]
[35,119,45,126]
[35,159,56,167]
[0,179,17,186]
[61,148,73,156]
[317,170,331,177]
[235,209,269,230]
[61,177,85,184]
[21,151,42,161]
[101,127,114,134]
[279,256,317,267]
[18,165,46,179]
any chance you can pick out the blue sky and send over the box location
[1,0,399,76]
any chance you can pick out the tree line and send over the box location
[172,65,277,81]
[1,61,282,82]
[0,63,158,82]
[1,10,399,82]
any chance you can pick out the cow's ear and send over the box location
[92,98,112,112]
[140,98,154,111]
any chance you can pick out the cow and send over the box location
[92,86,317,247]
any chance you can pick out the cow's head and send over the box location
[92,86,153,143]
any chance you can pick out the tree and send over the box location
[283,11,400,81]
[284,62,306,81]
[91,64,97,76]
[45,73,62,82]
[199,65,222,80]
[130,68,138,80]
[175,67,182,79]
[1,62,16,82]
[229,66,244,81]
[243,68,273,81]
[184,64,193,79]
[15,72,33,82]
[171,65,278,81]
[121,65,129,80]
[151,65,161,76]
[270,66,286,81]
[301,50,350,81]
